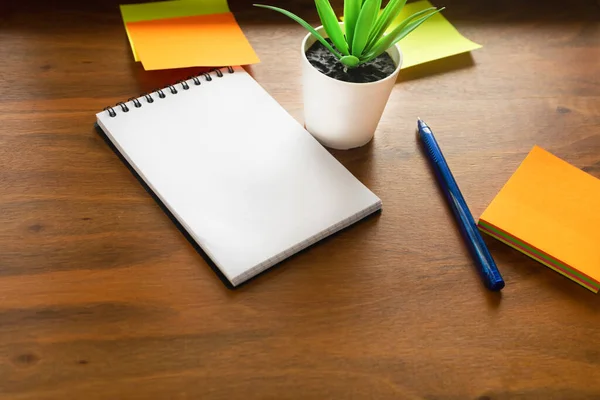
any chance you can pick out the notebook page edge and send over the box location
[95,117,237,285]
[94,66,382,287]
[230,200,382,286]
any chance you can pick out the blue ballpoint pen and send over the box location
[417,118,505,291]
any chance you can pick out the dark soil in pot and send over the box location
[305,39,397,84]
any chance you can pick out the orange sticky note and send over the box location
[125,12,259,70]
[478,146,600,292]
[119,0,231,62]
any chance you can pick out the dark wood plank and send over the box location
[1,0,599,398]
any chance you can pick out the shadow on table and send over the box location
[227,0,598,24]
[125,60,258,96]
[396,52,476,83]
[328,138,376,184]
[482,234,599,308]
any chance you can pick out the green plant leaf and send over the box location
[315,0,349,55]
[253,4,343,59]
[343,0,361,48]
[340,55,360,67]
[351,0,382,57]
[388,7,444,44]
[364,0,407,52]
[363,7,443,62]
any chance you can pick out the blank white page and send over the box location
[96,66,381,286]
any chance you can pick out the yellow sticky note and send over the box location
[120,0,231,61]
[126,12,260,70]
[388,0,481,68]
[341,0,481,69]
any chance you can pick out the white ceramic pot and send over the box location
[301,24,403,150]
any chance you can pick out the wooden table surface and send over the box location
[1,0,599,398]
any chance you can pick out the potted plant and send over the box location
[254,0,444,150]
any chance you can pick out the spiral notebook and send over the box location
[95,66,382,287]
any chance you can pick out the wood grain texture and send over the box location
[1,0,599,398]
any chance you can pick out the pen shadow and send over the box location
[483,286,503,310]
[396,52,476,83]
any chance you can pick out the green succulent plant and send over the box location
[254,0,445,68]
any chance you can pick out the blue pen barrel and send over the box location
[418,120,505,291]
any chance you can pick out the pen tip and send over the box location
[417,117,422,122]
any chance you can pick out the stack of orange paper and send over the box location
[478,146,600,292]
[120,0,259,70]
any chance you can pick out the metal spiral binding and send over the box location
[103,66,235,118]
